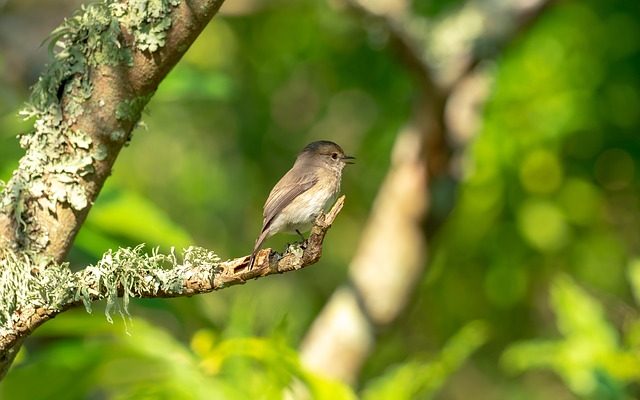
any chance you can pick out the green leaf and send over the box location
[3,314,235,400]
[361,321,489,400]
[502,275,622,396]
[76,186,193,256]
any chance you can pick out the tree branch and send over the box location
[0,196,345,379]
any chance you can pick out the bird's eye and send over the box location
[331,152,339,160]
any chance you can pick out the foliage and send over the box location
[503,274,640,398]
[361,321,489,399]
[0,312,484,399]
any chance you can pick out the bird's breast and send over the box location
[271,178,340,234]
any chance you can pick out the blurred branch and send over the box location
[347,0,557,91]
[300,0,557,386]
[444,0,558,91]
[0,196,345,379]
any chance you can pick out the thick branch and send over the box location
[0,0,226,261]
[0,196,345,378]
[0,0,228,377]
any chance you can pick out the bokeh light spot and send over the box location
[518,199,569,252]
[184,20,237,70]
[559,178,602,226]
[519,149,563,194]
[594,148,635,190]
[571,232,626,292]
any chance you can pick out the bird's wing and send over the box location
[261,169,318,233]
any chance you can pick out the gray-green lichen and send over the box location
[116,93,154,121]
[110,129,127,141]
[0,0,180,252]
[77,245,177,321]
[111,0,181,52]
[0,249,74,336]
[78,245,220,323]
[0,246,221,334]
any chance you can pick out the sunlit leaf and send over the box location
[361,321,489,400]
[502,275,627,396]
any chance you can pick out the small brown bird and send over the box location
[249,140,354,268]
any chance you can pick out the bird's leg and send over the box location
[296,229,309,249]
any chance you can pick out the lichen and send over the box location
[0,246,221,334]
[0,249,74,336]
[77,245,174,322]
[74,245,220,323]
[115,93,154,122]
[110,129,126,141]
[111,0,182,52]
[0,0,180,252]
[94,143,109,161]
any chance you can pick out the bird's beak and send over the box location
[342,155,355,164]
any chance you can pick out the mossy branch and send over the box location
[0,196,345,379]
[0,0,228,380]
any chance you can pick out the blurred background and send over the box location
[1,0,640,398]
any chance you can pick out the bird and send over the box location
[248,140,354,269]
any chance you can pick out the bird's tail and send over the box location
[248,229,270,269]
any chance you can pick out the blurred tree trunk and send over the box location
[299,0,556,385]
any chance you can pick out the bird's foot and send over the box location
[295,229,309,248]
